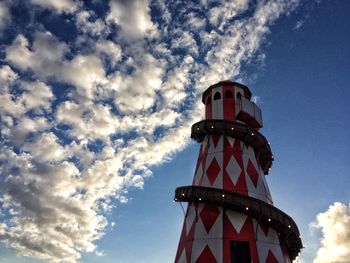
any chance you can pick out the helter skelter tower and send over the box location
[174,81,302,263]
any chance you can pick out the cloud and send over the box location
[30,0,78,14]
[0,0,301,262]
[209,0,250,31]
[20,81,55,112]
[171,31,199,56]
[6,32,106,101]
[112,54,164,113]
[185,12,207,30]
[23,132,68,162]
[75,10,107,36]
[107,0,157,40]
[0,0,11,32]
[0,65,54,142]
[0,65,17,84]
[311,202,350,263]
[5,32,69,75]
[294,20,304,30]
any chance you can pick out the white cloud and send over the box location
[30,0,78,14]
[5,32,69,75]
[0,65,22,116]
[95,40,122,68]
[95,250,105,257]
[0,79,54,117]
[111,54,164,114]
[209,0,250,31]
[61,54,106,100]
[186,12,207,30]
[0,67,54,135]
[6,117,51,144]
[20,81,55,112]
[171,31,199,56]
[294,20,304,30]
[0,65,17,84]
[6,32,106,101]
[23,132,68,162]
[107,0,157,40]
[311,202,350,263]
[161,55,194,107]
[0,0,11,32]
[56,102,117,139]
[75,10,107,36]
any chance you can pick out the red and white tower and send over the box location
[174,81,302,263]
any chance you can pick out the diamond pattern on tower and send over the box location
[201,137,208,153]
[260,222,270,236]
[227,136,235,147]
[200,204,220,233]
[177,249,187,263]
[225,210,248,234]
[265,250,278,263]
[196,245,217,263]
[225,156,241,185]
[193,163,203,186]
[247,159,259,187]
[206,157,220,185]
[212,135,221,148]
[185,205,196,235]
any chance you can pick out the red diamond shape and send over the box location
[260,222,270,236]
[200,204,220,233]
[196,245,217,263]
[207,158,220,185]
[247,159,259,187]
[265,250,278,263]
[211,135,220,148]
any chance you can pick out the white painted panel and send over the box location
[254,104,263,126]
[177,249,187,263]
[212,86,223,119]
[241,97,254,116]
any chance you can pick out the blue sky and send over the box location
[0,0,349,263]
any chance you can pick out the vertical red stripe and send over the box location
[223,85,235,121]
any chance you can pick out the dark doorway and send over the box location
[230,241,251,263]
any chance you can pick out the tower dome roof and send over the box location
[201,80,252,103]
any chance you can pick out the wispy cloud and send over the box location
[294,19,304,30]
[0,0,300,262]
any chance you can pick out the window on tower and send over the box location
[214,92,221,100]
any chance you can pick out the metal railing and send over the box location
[191,119,273,174]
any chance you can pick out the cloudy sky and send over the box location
[0,0,349,262]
